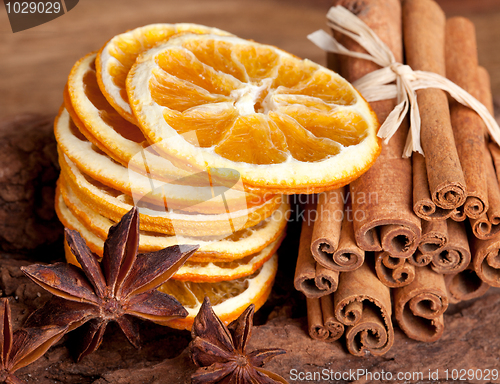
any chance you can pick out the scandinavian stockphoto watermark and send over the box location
[3,0,79,33]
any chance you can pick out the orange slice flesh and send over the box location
[96,23,232,124]
[56,178,290,262]
[65,230,283,283]
[58,149,283,237]
[158,254,278,330]
[127,33,380,194]
[54,106,267,214]
[66,52,217,185]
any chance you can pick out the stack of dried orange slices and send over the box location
[54,23,380,330]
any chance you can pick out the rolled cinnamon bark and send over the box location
[393,266,448,342]
[412,153,462,221]
[419,220,448,254]
[334,261,394,356]
[306,296,344,341]
[403,0,466,210]
[470,67,500,239]
[445,266,490,304]
[409,219,448,266]
[294,204,339,298]
[431,220,471,274]
[374,251,416,288]
[333,0,421,258]
[471,149,500,239]
[445,17,488,219]
[477,66,494,138]
[471,232,500,288]
[311,191,364,272]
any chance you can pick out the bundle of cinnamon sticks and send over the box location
[295,0,500,356]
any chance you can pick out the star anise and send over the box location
[0,298,67,384]
[21,207,199,361]
[190,297,288,384]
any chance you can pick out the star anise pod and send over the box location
[0,298,67,384]
[190,297,288,384]
[21,207,199,361]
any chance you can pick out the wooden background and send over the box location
[1,0,499,121]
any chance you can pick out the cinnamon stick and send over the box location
[294,204,339,298]
[306,296,344,341]
[393,266,448,342]
[334,261,394,356]
[374,251,416,288]
[445,266,490,304]
[334,0,421,258]
[471,232,500,288]
[431,220,471,274]
[311,190,364,271]
[403,0,466,210]
[470,149,500,239]
[445,17,488,219]
[409,219,448,266]
[470,67,500,239]
[412,153,462,221]
[477,66,494,139]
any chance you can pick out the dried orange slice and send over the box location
[158,254,278,329]
[65,230,283,283]
[56,178,289,262]
[96,24,231,124]
[59,149,283,237]
[55,106,265,214]
[127,33,380,194]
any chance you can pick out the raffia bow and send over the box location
[308,5,500,158]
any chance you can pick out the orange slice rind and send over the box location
[158,253,278,329]
[56,179,289,262]
[126,33,381,194]
[96,23,232,124]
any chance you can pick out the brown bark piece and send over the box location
[311,190,364,271]
[445,265,490,304]
[0,114,63,252]
[471,149,500,239]
[374,251,416,288]
[431,220,471,274]
[477,66,494,138]
[306,296,344,342]
[445,17,488,219]
[333,0,421,258]
[403,0,466,210]
[393,266,449,342]
[412,153,461,221]
[294,205,339,298]
[409,219,448,267]
[471,232,500,288]
[334,261,394,356]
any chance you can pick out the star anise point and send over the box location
[21,207,199,360]
[190,297,288,384]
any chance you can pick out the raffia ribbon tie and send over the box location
[308,5,500,158]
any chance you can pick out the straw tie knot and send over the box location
[307,5,500,158]
[390,63,417,81]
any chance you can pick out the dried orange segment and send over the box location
[232,44,280,81]
[96,23,232,123]
[214,114,288,165]
[127,33,380,194]
[181,39,248,82]
[150,67,233,112]
[163,106,238,147]
[274,102,369,146]
[277,69,357,105]
[158,254,278,329]
[57,175,289,262]
[268,112,341,162]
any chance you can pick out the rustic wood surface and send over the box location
[1,0,499,121]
